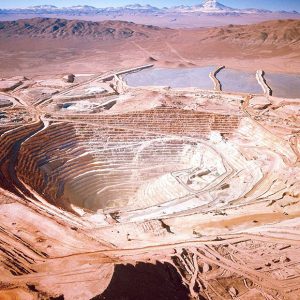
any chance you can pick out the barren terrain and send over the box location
[0,14,299,300]
[0,62,299,299]
[0,19,300,77]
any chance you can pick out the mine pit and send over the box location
[0,64,299,300]
[15,114,234,212]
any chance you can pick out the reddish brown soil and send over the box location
[0,17,299,300]
[0,19,299,77]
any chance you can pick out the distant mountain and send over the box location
[205,19,300,46]
[173,0,236,13]
[28,5,58,10]
[0,3,160,16]
[0,18,165,39]
[0,17,298,57]
[0,0,298,17]
[171,0,273,14]
[202,0,233,12]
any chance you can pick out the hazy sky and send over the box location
[1,0,300,11]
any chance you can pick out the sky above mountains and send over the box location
[1,0,300,11]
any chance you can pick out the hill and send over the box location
[0,18,299,76]
[0,18,163,39]
[205,19,300,46]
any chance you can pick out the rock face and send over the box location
[0,67,299,300]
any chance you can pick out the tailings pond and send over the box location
[216,69,261,94]
[265,73,300,98]
[125,67,300,98]
[125,66,215,89]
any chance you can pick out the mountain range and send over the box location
[0,0,299,16]
[1,17,299,48]
[0,18,165,39]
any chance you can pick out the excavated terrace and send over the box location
[0,66,299,300]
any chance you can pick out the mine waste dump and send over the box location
[0,65,299,300]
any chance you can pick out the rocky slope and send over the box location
[204,19,300,46]
[1,18,299,47]
[0,18,163,39]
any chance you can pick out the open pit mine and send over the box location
[0,65,299,300]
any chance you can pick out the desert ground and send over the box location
[0,19,300,77]
[0,16,299,300]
